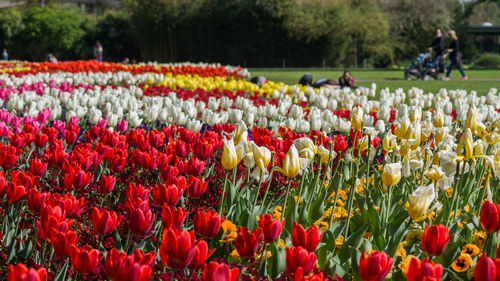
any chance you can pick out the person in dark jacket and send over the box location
[444,30,467,81]
[428,29,444,57]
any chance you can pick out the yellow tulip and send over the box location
[425,166,445,181]
[407,183,436,222]
[410,122,421,150]
[293,137,317,160]
[394,116,412,140]
[381,162,402,187]
[222,138,247,170]
[457,129,473,161]
[435,128,449,145]
[351,107,363,130]
[252,143,272,180]
[383,131,397,152]
[279,146,300,178]
[465,106,478,132]
[233,121,248,145]
[433,109,444,128]
[409,107,422,123]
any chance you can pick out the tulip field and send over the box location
[1,60,500,281]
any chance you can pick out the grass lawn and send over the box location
[249,69,500,95]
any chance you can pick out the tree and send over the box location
[0,7,24,56]
[18,6,84,60]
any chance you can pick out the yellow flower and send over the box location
[462,244,480,256]
[230,249,240,260]
[465,106,478,132]
[278,239,287,249]
[278,146,300,178]
[251,142,271,180]
[399,255,416,277]
[434,128,449,145]
[318,145,335,164]
[406,229,424,245]
[221,220,237,233]
[314,221,329,232]
[351,107,363,130]
[433,109,444,128]
[381,162,402,188]
[221,138,246,170]
[233,121,248,145]
[383,131,397,151]
[335,235,344,247]
[395,116,412,140]
[396,242,407,260]
[273,206,282,220]
[467,265,475,280]
[452,254,472,272]
[425,166,445,182]
[457,129,474,161]
[407,184,436,222]
[474,232,487,248]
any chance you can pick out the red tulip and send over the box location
[126,183,150,201]
[160,165,179,184]
[148,130,165,148]
[235,227,264,258]
[29,158,47,177]
[51,224,78,258]
[175,140,188,158]
[105,248,155,281]
[187,240,215,270]
[0,171,7,197]
[39,205,67,240]
[187,176,208,199]
[91,207,121,236]
[69,245,102,275]
[128,200,156,236]
[98,175,116,194]
[152,183,185,207]
[286,246,317,277]
[201,261,240,281]
[8,263,47,281]
[34,133,49,148]
[50,193,85,219]
[161,205,188,230]
[28,189,50,215]
[422,224,451,257]
[6,183,27,204]
[186,157,205,177]
[359,250,393,281]
[292,222,323,252]
[259,213,283,243]
[195,142,213,161]
[475,254,496,281]
[293,267,325,281]
[193,209,221,239]
[481,200,500,233]
[407,257,443,281]
[159,227,197,269]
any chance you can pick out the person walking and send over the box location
[2,49,8,60]
[428,29,444,57]
[443,30,467,81]
[94,41,103,62]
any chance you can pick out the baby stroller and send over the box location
[405,52,447,80]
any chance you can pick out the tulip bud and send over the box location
[235,227,264,258]
[407,257,443,281]
[474,254,496,281]
[422,224,451,257]
[408,184,436,222]
[292,222,323,252]
[480,200,500,233]
[279,146,300,178]
[193,209,221,239]
[381,162,402,187]
[359,250,393,281]
[457,129,473,161]
[258,214,283,243]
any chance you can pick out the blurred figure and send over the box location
[443,30,467,81]
[428,29,444,57]
[250,76,267,88]
[46,53,58,63]
[2,49,8,60]
[94,41,103,62]
[122,57,130,64]
[338,70,355,88]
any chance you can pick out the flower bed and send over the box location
[1,61,500,281]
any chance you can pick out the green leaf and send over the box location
[18,240,33,259]
[54,258,70,281]
[268,243,286,279]
[113,229,122,251]
[338,224,369,263]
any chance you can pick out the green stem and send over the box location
[218,172,230,215]
[251,169,265,215]
[343,170,357,239]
